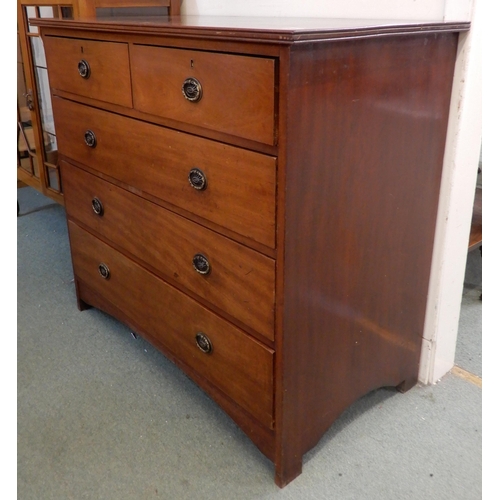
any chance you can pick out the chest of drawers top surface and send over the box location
[33,14,469,38]
[33,15,468,488]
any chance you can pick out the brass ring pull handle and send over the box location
[78,59,91,79]
[192,253,211,275]
[98,263,110,280]
[182,77,203,102]
[91,197,104,216]
[188,168,207,191]
[195,332,213,354]
[84,130,97,148]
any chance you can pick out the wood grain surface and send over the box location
[274,33,459,486]
[52,97,277,249]
[62,161,276,340]
[43,36,133,107]
[34,16,470,43]
[130,44,277,145]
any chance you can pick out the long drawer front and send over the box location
[68,221,274,428]
[53,97,277,249]
[62,161,275,340]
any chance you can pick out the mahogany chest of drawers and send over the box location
[34,15,468,486]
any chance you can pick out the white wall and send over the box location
[178,0,481,385]
[180,0,472,20]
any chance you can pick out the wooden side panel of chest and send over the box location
[273,33,459,485]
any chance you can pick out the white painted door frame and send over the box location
[420,0,482,384]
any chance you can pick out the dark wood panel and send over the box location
[130,44,277,145]
[68,221,275,428]
[43,36,133,107]
[275,33,459,486]
[62,161,276,340]
[52,97,277,249]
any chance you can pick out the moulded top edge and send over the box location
[30,15,470,43]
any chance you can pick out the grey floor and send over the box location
[17,186,481,499]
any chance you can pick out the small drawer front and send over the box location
[68,221,274,428]
[53,97,276,249]
[62,161,276,340]
[130,44,276,145]
[43,36,132,107]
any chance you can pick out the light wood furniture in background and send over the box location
[468,186,482,252]
[34,15,469,487]
[17,1,77,204]
[468,179,482,299]
[78,0,181,17]
[17,0,182,205]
